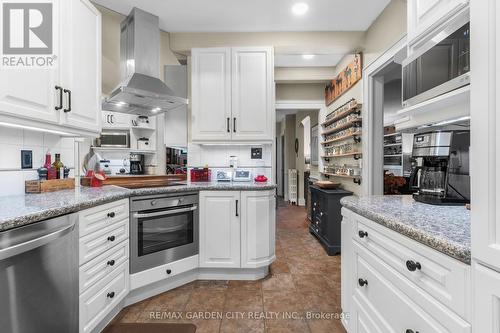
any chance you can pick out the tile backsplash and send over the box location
[187,143,273,180]
[0,127,75,196]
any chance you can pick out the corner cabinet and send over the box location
[199,190,275,269]
[407,0,469,46]
[0,0,101,136]
[191,47,274,142]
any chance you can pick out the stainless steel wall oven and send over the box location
[130,193,198,274]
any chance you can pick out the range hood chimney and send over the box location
[102,7,187,116]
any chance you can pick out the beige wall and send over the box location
[276,83,324,102]
[363,0,407,67]
[275,67,336,83]
[94,3,180,95]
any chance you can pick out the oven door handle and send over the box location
[133,205,198,219]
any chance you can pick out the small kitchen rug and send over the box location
[103,323,197,333]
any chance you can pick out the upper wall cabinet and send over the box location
[407,0,469,46]
[0,0,101,136]
[191,47,274,142]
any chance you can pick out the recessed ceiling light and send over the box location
[152,107,161,113]
[302,54,315,60]
[292,3,309,16]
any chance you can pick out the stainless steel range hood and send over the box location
[102,8,187,116]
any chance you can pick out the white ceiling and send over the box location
[93,0,391,32]
[274,54,344,67]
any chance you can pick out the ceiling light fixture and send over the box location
[292,3,309,16]
[302,54,315,60]
[151,107,161,113]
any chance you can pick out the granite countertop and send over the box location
[340,195,471,264]
[0,182,277,232]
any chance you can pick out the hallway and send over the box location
[113,201,346,333]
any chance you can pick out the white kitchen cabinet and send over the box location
[341,208,354,332]
[240,190,275,268]
[0,0,101,136]
[102,111,131,130]
[191,47,274,142]
[199,191,241,268]
[191,48,232,141]
[407,0,469,45]
[472,262,500,333]
[231,47,274,141]
[470,0,500,272]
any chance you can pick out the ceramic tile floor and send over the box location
[113,200,346,333]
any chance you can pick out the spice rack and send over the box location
[320,98,362,185]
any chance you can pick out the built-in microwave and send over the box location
[97,131,130,148]
[402,15,470,107]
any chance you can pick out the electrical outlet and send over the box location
[251,147,262,159]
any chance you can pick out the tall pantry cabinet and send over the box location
[470,0,500,332]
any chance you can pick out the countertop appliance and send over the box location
[101,8,187,116]
[130,153,144,175]
[97,131,130,148]
[216,170,232,182]
[402,12,470,107]
[409,130,470,205]
[130,193,199,273]
[232,169,252,182]
[0,215,78,332]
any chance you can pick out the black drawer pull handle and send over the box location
[63,88,71,113]
[107,212,115,218]
[107,292,115,299]
[227,117,230,132]
[107,235,116,242]
[406,260,421,272]
[166,269,172,275]
[358,230,368,238]
[55,86,63,110]
[358,278,368,287]
[406,330,419,333]
[107,260,115,266]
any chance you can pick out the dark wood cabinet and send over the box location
[309,186,352,255]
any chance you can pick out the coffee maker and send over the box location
[129,153,144,175]
[409,130,470,205]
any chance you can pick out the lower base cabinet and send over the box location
[199,190,276,269]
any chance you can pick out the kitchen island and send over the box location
[340,194,471,333]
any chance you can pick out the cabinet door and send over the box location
[191,48,232,141]
[407,0,468,45]
[231,47,274,141]
[102,111,130,130]
[0,1,62,124]
[60,0,101,133]
[199,191,240,268]
[470,0,500,271]
[340,209,354,332]
[240,190,275,268]
[473,263,500,333]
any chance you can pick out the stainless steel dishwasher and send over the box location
[0,215,78,333]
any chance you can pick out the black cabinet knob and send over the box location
[107,235,116,242]
[107,260,115,266]
[107,292,115,299]
[107,212,115,218]
[166,269,172,275]
[358,278,368,287]
[406,260,422,272]
[358,230,368,238]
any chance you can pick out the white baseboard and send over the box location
[298,198,306,206]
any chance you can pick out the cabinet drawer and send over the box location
[79,199,129,238]
[353,242,470,333]
[79,218,129,265]
[79,261,129,333]
[130,255,198,290]
[349,210,470,320]
[79,240,129,293]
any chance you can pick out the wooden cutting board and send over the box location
[81,174,187,189]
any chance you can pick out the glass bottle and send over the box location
[52,153,64,179]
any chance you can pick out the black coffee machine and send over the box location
[129,153,144,175]
[409,130,470,205]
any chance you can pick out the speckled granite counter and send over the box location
[0,182,277,232]
[340,195,471,264]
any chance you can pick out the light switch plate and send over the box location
[251,147,262,159]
